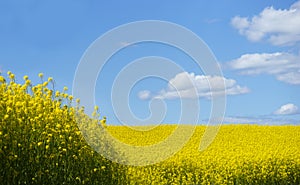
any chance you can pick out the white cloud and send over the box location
[222,116,300,125]
[274,103,299,115]
[204,18,220,24]
[231,0,300,46]
[138,90,151,100]
[138,72,249,100]
[227,52,300,85]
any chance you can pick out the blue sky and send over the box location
[1,0,300,125]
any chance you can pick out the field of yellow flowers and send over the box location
[1,72,300,184]
[108,125,300,184]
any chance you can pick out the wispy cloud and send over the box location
[222,116,300,125]
[274,103,300,115]
[222,103,300,124]
[138,90,151,100]
[227,52,300,85]
[204,18,221,24]
[231,0,300,46]
[138,72,249,100]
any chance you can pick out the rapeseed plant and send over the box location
[0,72,126,184]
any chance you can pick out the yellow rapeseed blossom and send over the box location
[43,81,48,87]
[23,75,29,81]
[25,79,31,86]
[4,114,9,119]
[9,73,15,79]
[38,73,44,78]
[0,76,5,83]
[55,91,60,97]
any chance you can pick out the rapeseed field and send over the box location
[1,72,299,184]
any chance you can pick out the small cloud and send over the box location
[231,0,300,46]
[138,90,151,100]
[227,52,300,85]
[222,116,300,125]
[138,72,249,100]
[274,103,299,115]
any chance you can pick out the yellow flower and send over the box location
[45,145,49,150]
[37,142,43,146]
[0,76,5,83]
[9,73,15,79]
[38,73,44,78]
[23,75,29,81]
[43,81,48,87]
[6,107,12,113]
[55,91,60,97]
